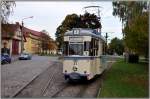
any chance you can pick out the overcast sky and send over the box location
[9,1,123,42]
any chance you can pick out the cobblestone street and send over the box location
[10,61,106,98]
[2,55,115,98]
[1,55,58,97]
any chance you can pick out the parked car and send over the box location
[1,53,11,64]
[19,53,32,60]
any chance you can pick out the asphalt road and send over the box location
[1,55,58,97]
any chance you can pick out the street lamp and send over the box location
[21,16,33,53]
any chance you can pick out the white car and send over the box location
[19,53,32,60]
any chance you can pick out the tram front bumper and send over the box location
[64,72,88,81]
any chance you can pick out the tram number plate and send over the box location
[69,37,83,42]
[72,66,78,71]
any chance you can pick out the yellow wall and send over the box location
[24,33,41,54]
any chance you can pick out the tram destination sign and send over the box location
[69,37,83,42]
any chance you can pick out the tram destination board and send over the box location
[69,37,83,42]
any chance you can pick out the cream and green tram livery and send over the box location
[63,28,106,81]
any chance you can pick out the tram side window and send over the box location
[63,42,68,55]
[95,40,98,56]
[89,38,94,56]
[84,42,90,51]
[84,42,90,56]
[89,38,99,56]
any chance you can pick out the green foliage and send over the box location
[108,37,124,55]
[123,12,148,56]
[112,1,148,23]
[55,14,79,48]
[112,1,149,57]
[41,30,52,51]
[80,13,101,29]
[55,13,101,48]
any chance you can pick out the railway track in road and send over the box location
[11,59,115,98]
[11,62,61,98]
[50,77,101,98]
[51,61,115,98]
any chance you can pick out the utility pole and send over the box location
[105,32,108,55]
[20,16,33,53]
[21,21,24,53]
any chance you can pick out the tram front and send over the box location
[62,28,105,82]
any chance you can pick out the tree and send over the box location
[112,1,149,57]
[41,30,51,54]
[1,1,16,23]
[108,37,124,55]
[80,13,101,29]
[55,13,101,48]
[55,14,80,48]
[123,12,148,57]
[41,30,57,54]
[112,1,148,25]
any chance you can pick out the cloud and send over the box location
[9,1,122,40]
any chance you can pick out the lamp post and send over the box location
[21,16,33,53]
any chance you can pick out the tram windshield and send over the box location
[63,38,101,56]
[69,44,83,55]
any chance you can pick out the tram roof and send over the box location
[64,28,106,41]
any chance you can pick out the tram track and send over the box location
[10,73,41,98]
[11,62,61,98]
[50,83,68,97]
[11,60,115,98]
[51,62,114,98]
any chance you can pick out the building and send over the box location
[2,22,58,55]
[1,22,26,56]
[23,27,58,55]
[23,27,41,54]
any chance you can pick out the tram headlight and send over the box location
[84,71,87,74]
[65,70,67,73]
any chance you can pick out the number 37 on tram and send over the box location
[62,28,106,82]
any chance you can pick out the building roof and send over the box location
[23,27,42,37]
[1,23,20,38]
[1,22,27,41]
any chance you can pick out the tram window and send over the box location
[89,38,99,56]
[69,44,83,55]
[95,40,98,56]
[84,42,90,51]
[89,39,94,56]
[63,42,69,55]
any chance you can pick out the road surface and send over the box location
[1,55,58,97]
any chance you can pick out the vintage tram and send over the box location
[63,28,106,81]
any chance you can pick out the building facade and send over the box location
[23,27,41,54]
[1,22,25,56]
[2,22,58,55]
